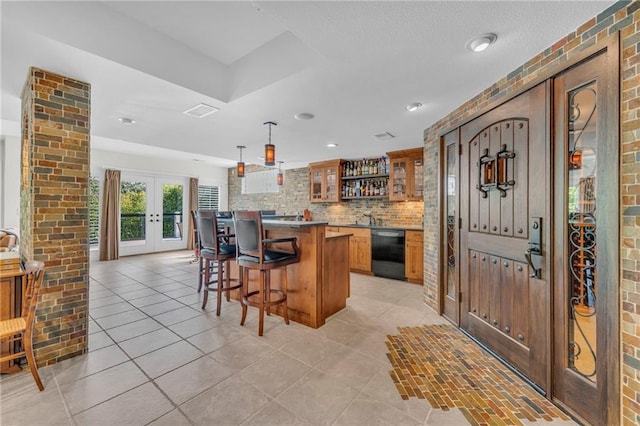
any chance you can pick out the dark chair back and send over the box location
[233,210,264,262]
[197,210,235,257]
[190,210,200,250]
[197,210,217,250]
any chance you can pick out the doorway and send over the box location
[119,174,188,256]
[440,38,619,424]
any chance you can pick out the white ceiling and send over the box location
[1,1,613,170]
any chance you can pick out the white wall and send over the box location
[0,135,21,229]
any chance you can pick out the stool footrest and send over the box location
[204,277,242,292]
[243,289,286,308]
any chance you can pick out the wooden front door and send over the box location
[552,43,619,425]
[459,82,551,392]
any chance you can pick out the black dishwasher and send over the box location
[371,228,406,280]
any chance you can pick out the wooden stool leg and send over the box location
[282,267,289,325]
[24,331,44,391]
[265,272,271,316]
[197,256,204,293]
[224,260,231,302]
[216,260,223,316]
[201,259,210,309]
[240,267,248,326]
[258,270,265,337]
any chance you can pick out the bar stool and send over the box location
[192,210,218,293]
[233,210,300,336]
[197,210,242,315]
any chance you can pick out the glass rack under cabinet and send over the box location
[341,175,389,199]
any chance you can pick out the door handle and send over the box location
[524,248,541,279]
[525,217,542,279]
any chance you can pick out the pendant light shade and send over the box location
[264,121,277,166]
[276,161,284,186]
[236,145,246,178]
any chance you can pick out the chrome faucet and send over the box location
[363,213,375,226]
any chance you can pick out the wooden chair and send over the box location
[192,210,220,293]
[233,210,300,336]
[197,210,242,315]
[0,260,45,391]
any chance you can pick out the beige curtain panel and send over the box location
[187,177,199,250]
[99,169,121,261]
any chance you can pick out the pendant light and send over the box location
[276,161,284,186]
[236,145,246,178]
[263,121,277,166]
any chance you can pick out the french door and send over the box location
[119,174,188,256]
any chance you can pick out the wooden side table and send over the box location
[1,252,25,373]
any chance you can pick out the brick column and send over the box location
[20,67,90,366]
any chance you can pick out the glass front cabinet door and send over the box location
[388,148,424,201]
[308,160,343,203]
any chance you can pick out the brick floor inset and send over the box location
[386,324,571,425]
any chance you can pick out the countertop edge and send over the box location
[329,223,423,231]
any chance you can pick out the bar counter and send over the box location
[220,219,351,329]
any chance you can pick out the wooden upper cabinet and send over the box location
[309,160,342,203]
[387,148,424,201]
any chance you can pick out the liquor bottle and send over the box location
[373,159,378,175]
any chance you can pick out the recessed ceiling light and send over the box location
[183,103,220,118]
[466,33,497,52]
[327,143,338,148]
[118,117,135,125]
[294,112,315,120]
[374,132,395,141]
[405,103,422,112]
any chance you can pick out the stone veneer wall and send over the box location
[228,164,423,227]
[20,67,90,366]
[420,2,639,424]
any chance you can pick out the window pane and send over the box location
[120,180,147,242]
[162,184,183,240]
[567,82,597,382]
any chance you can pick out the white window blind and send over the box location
[198,185,219,210]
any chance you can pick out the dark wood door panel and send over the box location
[478,252,491,323]
[499,259,514,336]
[512,120,530,239]
[489,255,501,329]
[467,232,529,260]
[460,82,549,392]
[468,315,530,374]
[500,121,515,237]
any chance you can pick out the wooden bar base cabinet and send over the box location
[1,252,25,373]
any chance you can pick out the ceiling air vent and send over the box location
[374,132,395,141]
[183,103,220,118]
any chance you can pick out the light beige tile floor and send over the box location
[0,250,573,425]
